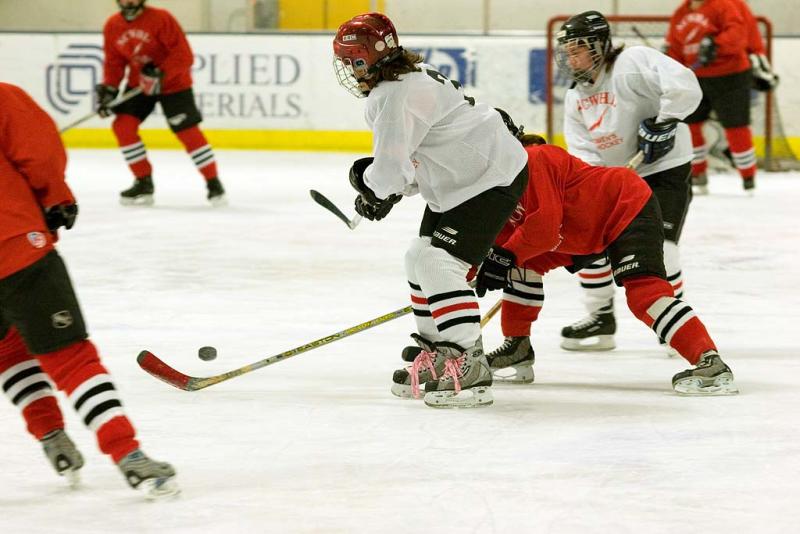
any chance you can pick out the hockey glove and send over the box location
[44,204,79,232]
[750,53,779,92]
[638,118,679,164]
[698,36,717,67]
[95,84,119,118]
[139,63,163,95]
[349,157,402,221]
[475,246,515,297]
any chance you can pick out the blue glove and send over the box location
[637,118,679,164]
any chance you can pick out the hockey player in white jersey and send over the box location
[333,12,528,408]
[519,10,702,358]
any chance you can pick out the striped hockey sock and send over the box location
[176,126,218,180]
[689,122,708,177]
[725,126,757,180]
[578,257,615,315]
[37,340,139,462]
[500,268,544,337]
[112,114,152,178]
[0,328,64,439]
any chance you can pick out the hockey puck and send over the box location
[198,346,217,361]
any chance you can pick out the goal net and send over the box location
[545,15,798,172]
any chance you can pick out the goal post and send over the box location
[545,14,796,171]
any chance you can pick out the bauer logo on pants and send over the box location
[51,311,74,329]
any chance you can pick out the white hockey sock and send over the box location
[578,257,614,315]
[663,240,684,299]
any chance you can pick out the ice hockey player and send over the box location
[551,10,701,356]
[666,0,757,193]
[0,82,179,498]
[476,112,738,396]
[333,12,528,408]
[97,0,225,206]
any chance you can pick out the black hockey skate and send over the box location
[424,339,493,408]
[486,336,535,384]
[691,172,709,196]
[560,312,616,351]
[743,176,755,194]
[672,350,739,395]
[41,429,84,486]
[206,177,227,206]
[119,176,154,206]
[118,449,180,499]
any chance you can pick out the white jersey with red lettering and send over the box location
[563,46,701,177]
[362,64,528,213]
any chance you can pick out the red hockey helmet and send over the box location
[333,12,403,97]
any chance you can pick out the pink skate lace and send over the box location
[441,356,466,394]
[410,351,438,398]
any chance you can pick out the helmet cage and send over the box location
[555,34,609,84]
[333,12,402,97]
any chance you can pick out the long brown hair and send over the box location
[604,44,625,71]
[377,49,425,82]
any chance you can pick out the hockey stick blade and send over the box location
[138,305,413,391]
[309,189,360,229]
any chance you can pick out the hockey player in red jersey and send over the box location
[666,0,757,193]
[0,82,178,497]
[475,116,737,396]
[733,0,779,91]
[97,0,225,206]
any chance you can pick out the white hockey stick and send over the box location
[59,87,143,134]
[627,150,645,170]
[309,189,362,230]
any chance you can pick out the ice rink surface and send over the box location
[2,149,799,533]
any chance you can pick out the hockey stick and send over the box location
[309,189,362,230]
[138,305,413,391]
[627,150,645,170]
[481,299,502,327]
[58,87,143,134]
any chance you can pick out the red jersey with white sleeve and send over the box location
[0,83,74,279]
[102,6,194,94]
[494,145,651,271]
[666,0,750,78]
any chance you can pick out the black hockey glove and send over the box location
[750,53,779,92]
[475,246,515,297]
[638,118,679,164]
[139,63,164,95]
[95,84,119,118]
[698,36,717,67]
[349,157,402,221]
[44,204,79,232]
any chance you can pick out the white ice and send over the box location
[2,149,799,534]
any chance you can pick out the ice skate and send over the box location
[560,312,616,351]
[486,336,535,384]
[743,177,755,196]
[391,334,445,398]
[423,339,493,408]
[119,176,154,206]
[672,350,739,396]
[41,429,84,487]
[206,177,227,207]
[691,172,709,196]
[401,345,423,362]
[118,449,180,500]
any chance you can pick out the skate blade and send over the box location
[560,335,615,352]
[390,383,421,399]
[209,194,228,207]
[423,386,493,409]
[63,468,81,488]
[491,364,534,384]
[120,195,154,206]
[673,375,739,396]
[139,476,181,500]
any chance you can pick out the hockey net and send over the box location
[545,15,799,172]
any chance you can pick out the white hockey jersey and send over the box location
[362,65,528,213]
[563,46,702,177]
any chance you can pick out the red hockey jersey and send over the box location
[0,83,74,279]
[732,0,766,55]
[494,145,651,273]
[103,6,194,94]
[666,0,750,78]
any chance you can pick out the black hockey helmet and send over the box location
[555,11,612,84]
[117,0,146,21]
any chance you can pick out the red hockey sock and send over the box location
[0,328,63,439]
[724,126,757,179]
[175,125,218,180]
[500,269,544,337]
[689,122,708,176]
[112,114,152,179]
[622,276,716,365]
[501,300,542,337]
[36,340,139,462]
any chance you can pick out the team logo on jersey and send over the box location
[45,42,104,115]
[51,310,73,329]
[27,232,47,249]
